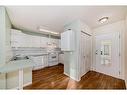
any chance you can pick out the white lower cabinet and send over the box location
[31,55,48,70]
[32,53,60,70]
[48,53,59,66]
[58,54,64,64]
[6,68,32,89]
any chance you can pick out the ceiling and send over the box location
[6,6,127,34]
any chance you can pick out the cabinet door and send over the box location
[11,29,30,47]
[61,30,75,51]
[24,34,32,47]
[59,39,61,48]
[40,37,49,47]
[11,30,26,47]
[55,39,59,48]
[80,33,91,77]
[11,33,18,47]
[80,33,86,77]
[50,38,59,48]
[31,35,41,47]
[58,54,64,64]
[20,33,27,47]
[11,29,19,47]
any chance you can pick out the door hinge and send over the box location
[119,35,120,39]
[119,53,120,56]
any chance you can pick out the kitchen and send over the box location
[8,28,64,89]
[0,6,64,89]
[0,6,127,90]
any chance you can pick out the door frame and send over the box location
[92,31,123,79]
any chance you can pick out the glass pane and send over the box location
[101,40,112,65]
[104,45,109,55]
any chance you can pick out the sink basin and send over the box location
[11,56,29,61]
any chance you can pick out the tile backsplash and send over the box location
[12,47,61,57]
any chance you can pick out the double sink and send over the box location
[11,56,29,61]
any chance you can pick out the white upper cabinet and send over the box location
[11,29,60,48]
[50,38,59,48]
[40,37,49,48]
[58,39,61,48]
[40,37,60,48]
[11,29,26,47]
[31,35,41,47]
[24,34,32,47]
[61,30,75,51]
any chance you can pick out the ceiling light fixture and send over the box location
[39,28,59,35]
[99,17,109,23]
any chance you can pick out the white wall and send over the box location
[0,7,13,89]
[124,15,127,87]
[78,21,93,76]
[64,20,81,81]
[6,28,33,88]
[5,6,13,63]
[92,20,125,79]
[0,7,32,89]
[63,20,92,81]
[0,7,9,89]
[7,68,32,89]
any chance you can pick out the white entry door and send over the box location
[80,32,91,77]
[95,32,120,78]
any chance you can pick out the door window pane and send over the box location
[104,45,109,55]
[101,40,112,65]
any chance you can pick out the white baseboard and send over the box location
[23,81,32,87]
[94,69,123,80]
[125,79,127,89]
[10,82,32,90]
[10,87,18,90]
[64,72,80,82]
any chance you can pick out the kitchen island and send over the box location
[0,59,34,89]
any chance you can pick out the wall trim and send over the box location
[64,72,80,82]
[10,82,32,90]
[125,79,127,89]
[23,81,32,87]
[93,69,124,81]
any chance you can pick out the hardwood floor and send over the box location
[24,64,126,89]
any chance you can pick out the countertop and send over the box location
[0,59,34,74]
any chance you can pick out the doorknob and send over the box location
[95,50,98,55]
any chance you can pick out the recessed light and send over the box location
[99,17,109,23]
[39,28,59,35]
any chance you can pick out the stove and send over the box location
[48,52,58,66]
